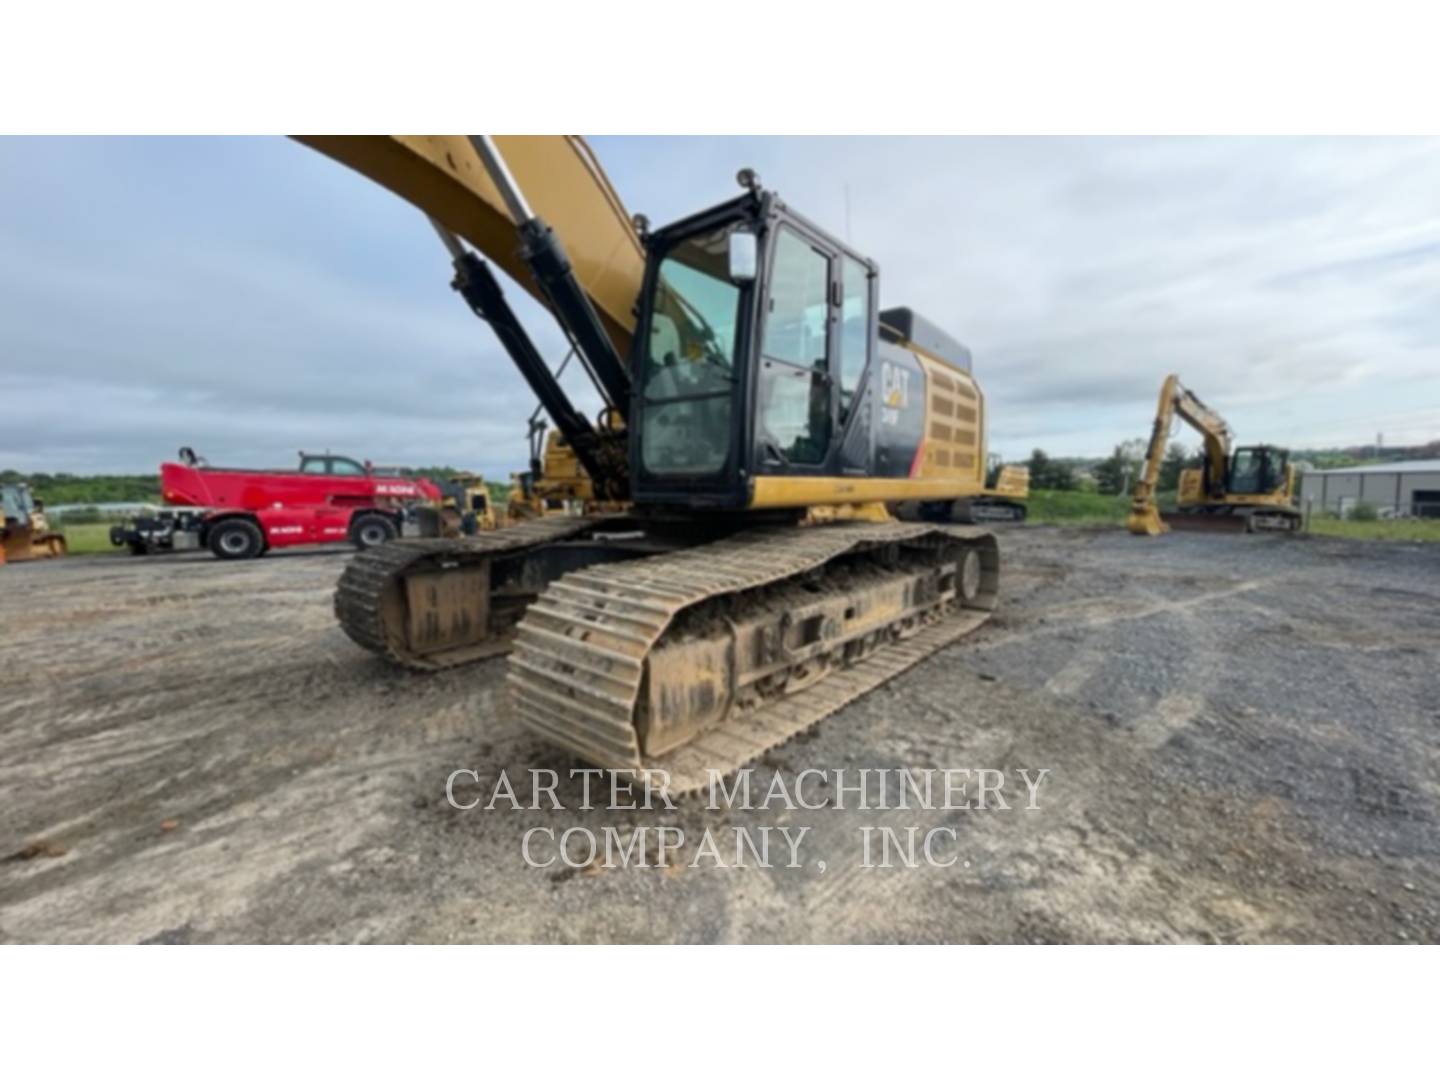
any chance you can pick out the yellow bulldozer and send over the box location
[1128,374,1300,536]
[1,482,67,564]
[437,472,498,535]
[408,471,499,537]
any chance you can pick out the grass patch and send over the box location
[1307,517,1440,543]
[1024,493,1440,542]
[58,522,124,556]
[1024,490,1133,526]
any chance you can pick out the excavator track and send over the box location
[508,521,999,796]
[1162,508,1302,534]
[334,515,616,670]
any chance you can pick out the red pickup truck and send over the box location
[111,448,443,559]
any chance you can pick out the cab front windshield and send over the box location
[1229,447,1283,495]
[640,223,744,476]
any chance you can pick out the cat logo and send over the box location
[881,362,911,409]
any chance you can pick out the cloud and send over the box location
[1,136,1437,476]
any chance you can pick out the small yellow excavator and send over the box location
[1128,374,1300,536]
[1,482,67,563]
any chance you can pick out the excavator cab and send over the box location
[1226,445,1288,497]
[631,189,876,512]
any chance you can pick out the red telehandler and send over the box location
[110,447,442,559]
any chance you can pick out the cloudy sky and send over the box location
[1,136,1437,476]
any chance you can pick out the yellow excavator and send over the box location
[296,135,1014,793]
[1128,374,1300,536]
[1,482,67,564]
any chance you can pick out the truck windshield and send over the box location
[640,224,743,477]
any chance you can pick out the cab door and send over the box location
[753,224,840,475]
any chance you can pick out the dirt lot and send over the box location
[2,527,1437,943]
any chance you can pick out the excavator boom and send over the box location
[295,136,643,360]
[300,135,641,496]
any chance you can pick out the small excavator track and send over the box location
[334,515,613,670]
[507,521,999,795]
[1162,508,1303,534]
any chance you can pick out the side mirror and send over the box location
[364,459,374,474]
[728,231,757,283]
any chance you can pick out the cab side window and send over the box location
[330,459,366,477]
[762,228,830,369]
[837,256,870,416]
[300,458,328,475]
[759,228,832,466]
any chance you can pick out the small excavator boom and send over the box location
[1128,374,1231,535]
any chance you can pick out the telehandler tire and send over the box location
[208,519,265,560]
[351,513,398,551]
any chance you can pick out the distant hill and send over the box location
[1290,440,1440,470]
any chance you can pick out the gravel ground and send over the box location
[1,527,1436,943]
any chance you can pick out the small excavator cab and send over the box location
[1227,445,1288,497]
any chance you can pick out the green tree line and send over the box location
[1025,443,1200,494]
[1,471,160,505]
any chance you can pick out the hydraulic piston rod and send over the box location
[466,136,633,421]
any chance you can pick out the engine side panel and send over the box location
[870,342,927,478]
[749,341,989,509]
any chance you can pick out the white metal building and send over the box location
[1298,459,1440,518]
